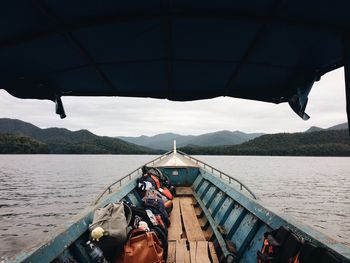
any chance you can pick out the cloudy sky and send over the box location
[0,68,347,137]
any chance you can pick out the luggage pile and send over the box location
[257,226,342,263]
[87,167,175,263]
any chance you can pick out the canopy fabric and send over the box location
[1,1,349,119]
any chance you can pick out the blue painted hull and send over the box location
[7,152,350,263]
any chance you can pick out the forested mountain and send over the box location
[0,118,159,154]
[0,133,49,154]
[1,118,348,155]
[119,130,263,150]
[180,129,350,156]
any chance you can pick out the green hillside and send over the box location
[1,118,349,155]
[0,133,49,154]
[180,129,350,156]
[0,118,160,154]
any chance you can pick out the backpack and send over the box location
[143,190,170,227]
[89,203,131,254]
[257,226,301,263]
[128,203,153,230]
[143,167,176,197]
[126,201,168,235]
[136,175,157,197]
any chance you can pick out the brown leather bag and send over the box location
[123,229,164,263]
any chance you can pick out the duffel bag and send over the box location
[89,202,131,253]
[123,229,164,263]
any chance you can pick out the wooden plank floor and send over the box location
[167,187,217,263]
[168,198,183,241]
[179,197,206,242]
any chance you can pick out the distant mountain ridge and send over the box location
[1,118,348,155]
[180,129,350,156]
[0,118,158,154]
[305,122,348,133]
[119,130,264,150]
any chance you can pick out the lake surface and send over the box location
[0,155,349,259]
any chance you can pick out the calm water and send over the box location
[0,155,349,259]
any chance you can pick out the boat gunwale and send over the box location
[198,170,350,262]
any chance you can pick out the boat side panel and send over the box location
[202,185,219,209]
[192,174,203,191]
[191,175,269,262]
[192,190,236,261]
[198,170,350,262]
[239,224,272,263]
[193,175,205,192]
[208,190,225,215]
[126,191,141,206]
[214,197,234,223]
[196,180,210,199]
[160,167,199,186]
[69,234,95,263]
[230,213,260,257]
[224,204,246,236]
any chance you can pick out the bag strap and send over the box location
[123,202,132,225]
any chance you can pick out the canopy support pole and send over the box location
[342,36,350,135]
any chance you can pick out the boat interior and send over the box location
[134,186,219,263]
[3,2,350,262]
[9,151,350,263]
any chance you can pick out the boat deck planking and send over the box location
[167,188,218,263]
[179,197,206,242]
[168,198,182,241]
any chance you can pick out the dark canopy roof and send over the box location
[1,1,350,119]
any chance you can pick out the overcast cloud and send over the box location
[0,68,347,137]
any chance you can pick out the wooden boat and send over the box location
[8,147,350,263]
[2,2,350,262]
